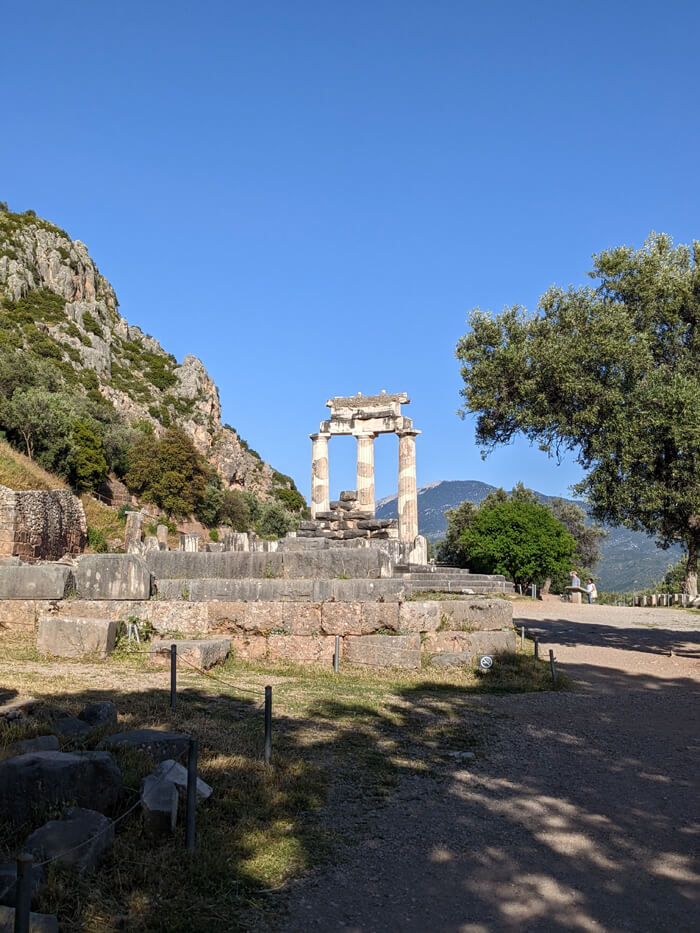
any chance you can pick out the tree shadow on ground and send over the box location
[1,656,698,932]
[275,665,700,933]
[513,612,700,656]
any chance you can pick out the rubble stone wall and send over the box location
[0,485,86,561]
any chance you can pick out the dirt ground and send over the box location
[276,601,700,933]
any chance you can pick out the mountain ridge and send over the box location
[376,479,682,592]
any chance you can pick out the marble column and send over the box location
[356,433,376,516]
[397,430,419,543]
[310,432,331,518]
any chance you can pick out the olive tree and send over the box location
[457,234,700,594]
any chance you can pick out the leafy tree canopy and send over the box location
[457,233,700,593]
[125,427,210,519]
[461,498,576,589]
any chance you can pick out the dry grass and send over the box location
[81,494,126,547]
[0,440,69,491]
[0,631,565,931]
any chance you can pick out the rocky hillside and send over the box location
[0,205,292,499]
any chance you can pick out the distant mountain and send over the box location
[376,480,682,592]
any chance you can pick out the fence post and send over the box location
[533,636,539,659]
[521,626,525,651]
[264,686,272,766]
[170,644,177,710]
[185,737,198,853]
[14,852,32,933]
[333,635,340,674]
[549,649,557,685]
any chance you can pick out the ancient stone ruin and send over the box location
[0,485,86,561]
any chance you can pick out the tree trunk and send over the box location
[684,540,698,598]
[541,577,552,595]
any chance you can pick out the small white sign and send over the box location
[479,655,494,670]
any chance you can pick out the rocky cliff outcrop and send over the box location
[0,207,281,498]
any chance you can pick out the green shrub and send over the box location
[87,526,108,552]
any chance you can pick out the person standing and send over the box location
[586,579,598,604]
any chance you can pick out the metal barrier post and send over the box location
[185,737,198,853]
[549,649,557,684]
[170,644,177,710]
[264,686,272,765]
[533,636,539,659]
[14,853,32,933]
[333,635,340,674]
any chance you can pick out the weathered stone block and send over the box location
[229,635,268,660]
[422,631,473,654]
[145,551,284,580]
[152,759,212,803]
[399,601,442,632]
[268,635,335,662]
[24,807,113,874]
[0,565,73,600]
[75,555,152,600]
[78,701,117,731]
[469,630,516,656]
[140,773,178,839]
[436,598,512,631]
[0,751,121,825]
[97,729,190,764]
[430,652,472,668]
[0,599,37,632]
[320,602,363,635]
[37,616,117,659]
[148,600,210,635]
[361,602,401,633]
[4,735,59,759]
[343,634,421,669]
[149,638,230,670]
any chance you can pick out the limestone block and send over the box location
[140,774,178,839]
[320,602,364,635]
[422,631,473,654]
[75,554,152,600]
[147,601,210,635]
[436,598,512,631]
[361,602,401,633]
[149,638,230,670]
[4,735,59,759]
[430,652,472,668]
[229,635,268,660]
[0,751,121,825]
[399,601,442,633]
[243,603,321,636]
[343,634,421,670]
[78,701,117,731]
[152,759,213,802]
[97,729,190,764]
[326,579,407,602]
[39,599,146,623]
[23,807,113,874]
[281,549,391,579]
[145,551,284,580]
[469,630,516,656]
[37,616,117,659]
[50,715,93,741]
[0,905,58,932]
[268,635,335,662]
[0,599,37,632]
[0,565,73,600]
[156,525,169,550]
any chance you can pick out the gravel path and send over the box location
[277,602,700,933]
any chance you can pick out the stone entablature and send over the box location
[0,485,86,561]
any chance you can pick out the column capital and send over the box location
[397,428,421,438]
[354,431,377,439]
[309,431,331,441]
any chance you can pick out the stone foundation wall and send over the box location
[0,485,86,561]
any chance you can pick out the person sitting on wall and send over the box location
[570,570,581,588]
[586,579,598,604]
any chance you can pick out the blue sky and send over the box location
[2,1,698,501]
